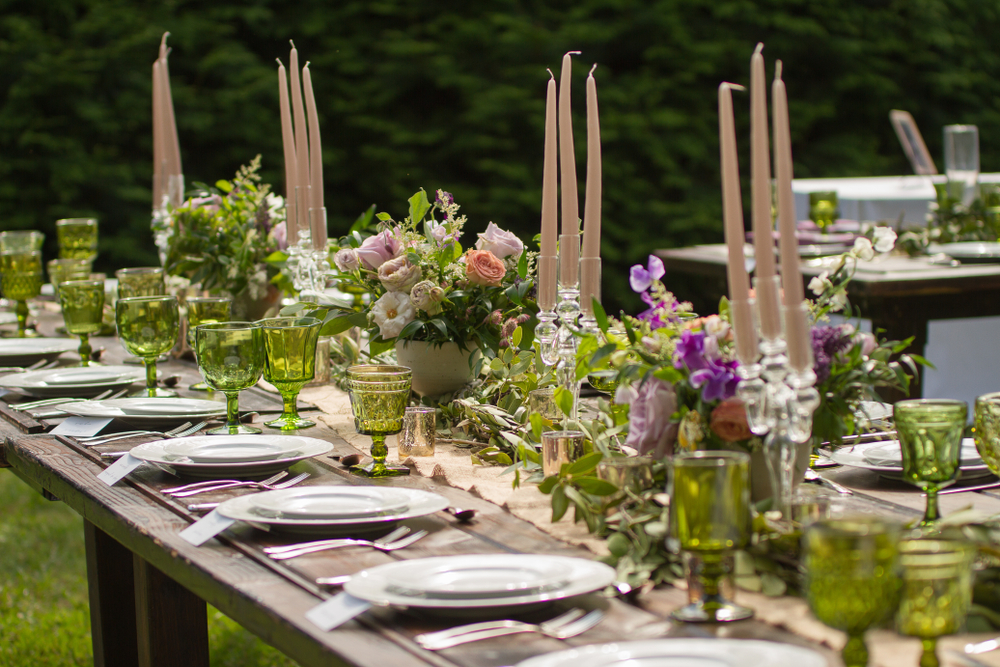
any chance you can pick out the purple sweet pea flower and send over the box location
[689,358,740,402]
[674,329,708,372]
[629,255,665,293]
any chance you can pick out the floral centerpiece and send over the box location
[897,185,1000,255]
[162,156,291,319]
[298,189,536,369]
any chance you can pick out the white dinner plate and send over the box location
[128,435,332,481]
[345,555,616,609]
[163,439,293,463]
[930,242,1000,263]
[60,398,227,427]
[0,364,145,397]
[0,338,78,367]
[250,486,412,520]
[830,438,993,480]
[514,639,827,667]
[218,486,449,536]
[383,554,570,599]
[0,312,20,325]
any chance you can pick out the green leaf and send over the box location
[511,326,523,349]
[551,484,569,522]
[538,475,559,494]
[593,299,609,333]
[574,476,620,496]
[397,319,425,339]
[529,413,545,439]
[368,337,395,357]
[376,212,393,221]
[517,250,528,279]
[554,386,574,417]
[408,189,431,223]
[350,204,376,233]
[566,451,603,476]
[215,179,233,193]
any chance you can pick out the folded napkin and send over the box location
[862,438,982,467]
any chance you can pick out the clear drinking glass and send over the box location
[55,218,98,260]
[808,191,839,231]
[185,296,232,391]
[115,267,166,299]
[399,406,436,457]
[195,322,265,435]
[894,399,967,525]
[259,317,322,430]
[803,517,902,667]
[1,250,44,338]
[596,456,655,502]
[943,124,979,205]
[528,387,562,422]
[669,450,753,622]
[47,258,92,301]
[345,365,412,477]
[58,280,105,367]
[897,539,974,667]
[115,296,179,397]
[0,231,44,254]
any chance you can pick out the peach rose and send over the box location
[465,249,506,287]
[709,398,752,442]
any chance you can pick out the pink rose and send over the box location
[465,249,506,287]
[356,230,402,270]
[270,220,288,250]
[476,222,523,260]
[625,378,678,457]
[854,331,877,357]
[378,256,423,292]
[334,248,360,272]
[709,398,752,442]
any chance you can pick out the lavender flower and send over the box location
[673,329,708,372]
[811,324,853,383]
[689,358,740,402]
[629,255,665,293]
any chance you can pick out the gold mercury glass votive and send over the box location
[399,406,436,457]
[541,430,586,476]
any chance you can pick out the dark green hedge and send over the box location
[2,0,999,314]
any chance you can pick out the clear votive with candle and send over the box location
[541,430,586,476]
[399,406,436,457]
[529,387,562,422]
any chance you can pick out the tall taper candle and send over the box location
[581,64,602,260]
[152,60,164,210]
[559,51,581,286]
[289,41,310,238]
[772,61,803,306]
[277,59,299,239]
[750,42,781,338]
[159,33,182,186]
[538,69,558,312]
[303,63,327,249]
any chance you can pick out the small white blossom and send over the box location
[809,272,832,296]
[829,291,849,312]
[370,292,416,339]
[852,237,875,261]
[872,226,897,253]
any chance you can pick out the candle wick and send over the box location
[775,60,783,81]
[547,68,554,80]
[276,57,283,66]
[289,39,296,48]
[754,42,764,56]
[721,82,747,93]
[565,50,582,57]
[588,63,597,76]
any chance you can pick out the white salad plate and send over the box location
[250,486,412,520]
[128,435,332,480]
[0,364,145,397]
[514,639,827,667]
[0,312,22,325]
[930,241,1000,263]
[830,438,993,480]
[218,486,448,536]
[344,554,616,609]
[0,338,79,367]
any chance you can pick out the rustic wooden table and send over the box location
[3,323,1000,667]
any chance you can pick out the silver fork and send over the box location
[79,421,206,446]
[162,471,288,495]
[170,471,311,499]
[265,526,410,555]
[416,609,604,650]
[13,388,116,411]
[28,388,132,418]
[266,528,428,560]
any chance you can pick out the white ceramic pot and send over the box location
[394,340,481,397]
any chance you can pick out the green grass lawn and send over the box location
[0,470,299,667]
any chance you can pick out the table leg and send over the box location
[84,520,139,667]
[134,555,210,667]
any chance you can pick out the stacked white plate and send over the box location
[830,437,993,480]
[0,364,145,397]
[128,434,332,480]
[61,397,227,427]
[514,639,826,667]
[344,554,616,610]
[217,485,448,536]
[0,338,79,367]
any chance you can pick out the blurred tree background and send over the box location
[1,0,999,315]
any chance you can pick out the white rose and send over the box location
[852,237,875,261]
[701,314,730,340]
[378,256,422,293]
[872,226,897,253]
[369,292,416,339]
[475,222,524,260]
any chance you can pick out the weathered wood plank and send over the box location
[85,521,139,667]
[134,555,210,667]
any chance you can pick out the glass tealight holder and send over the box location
[399,406,436,457]
[47,258,92,301]
[541,430,586,477]
[55,218,98,260]
[115,267,165,299]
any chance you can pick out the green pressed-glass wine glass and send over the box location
[185,297,232,391]
[47,258,92,302]
[1,250,44,338]
[195,322,264,435]
[669,450,753,622]
[58,280,105,367]
[345,365,412,477]
[897,539,974,667]
[808,191,839,232]
[0,231,44,254]
[115,296,179,397]
[115,267,165,299]
[55,218,98,260]
[894,399,967,525]
[260,317,322,430]
[973,392,1000,476]
[803,518,901,667]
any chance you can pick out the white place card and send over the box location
[51,416,113,437]
[179,509,236,547]
[97,451,144,486]
[305,593,372,631]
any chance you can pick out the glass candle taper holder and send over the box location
[115,296,179,397]
[345,365,412,477]
[259,317,322,430]
[58,280,104,367]
[1,250,44,338]
[399,406,436,457]
[55,218,98,260]
[195,322,265,435]
[894,399,967,525]
[185,296,232,391]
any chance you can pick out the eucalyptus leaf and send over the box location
[551,484,569,522]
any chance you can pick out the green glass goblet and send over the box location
[195,322,264,435]
[115,296,179,397]
[58,280,105,367]
[345,365,412,477]
[669,450,753,622]
[1,250,44,338]
[185,296,232,391]
[803,517,902,667]
[588,371,627,423]
[894,399,968,525]
[0,231,44,253]
[260,317,322,430]
[973,392,1000,476]
[897,539,974,667]
[808,191,839,232]
[115,267,165,299]
[48,258,92,302]
[55,218,98,260]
